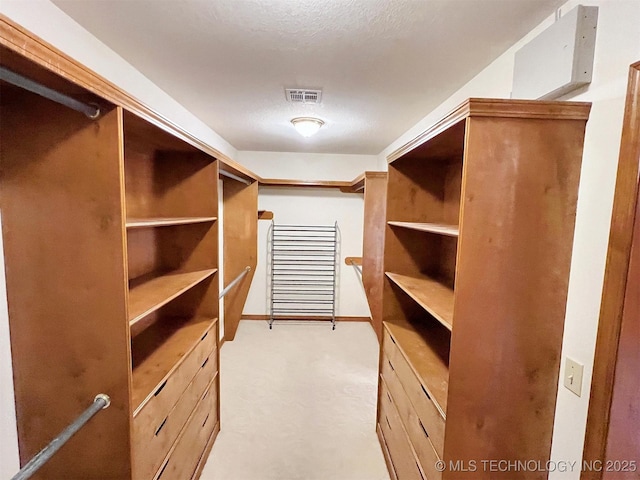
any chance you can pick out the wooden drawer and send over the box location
[379,378,425,480]
[383,328,445,458]
[134,346,218,480]
[135,321,216,418]
[155,379,218,480]
[377,424,399,480]
[382,357,442,480]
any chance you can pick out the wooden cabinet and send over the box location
[377,98,591,479]
[0,42,220,480]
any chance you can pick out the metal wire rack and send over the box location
[268,222,339,329]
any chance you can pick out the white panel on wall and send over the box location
[512,5,598,100]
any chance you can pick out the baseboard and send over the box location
[241,314,371,322]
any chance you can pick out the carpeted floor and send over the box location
[200,320,390,480]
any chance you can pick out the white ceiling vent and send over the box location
[285,89,322,104]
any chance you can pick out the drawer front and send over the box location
[379,379,425,480]
[134,347,218,480]
[155,379,218,480]
[136,322,217,421]
[382,357,442,480]
[377,424,399,480]
[383,328,445,458]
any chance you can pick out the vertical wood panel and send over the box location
[602,192,640,479]
[445,116,588,479]
[222,180,258,341]
[362,172,388,340]
[583,61,640,480]
[0,94,132,478]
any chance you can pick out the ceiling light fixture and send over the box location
[291,117,324,137]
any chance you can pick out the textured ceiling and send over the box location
[52,0,564,154]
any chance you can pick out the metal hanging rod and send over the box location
[349,260,363,276]
[219,169,251,185]
[219,266,251,299]
[1,66,100,119]
[12,394,111,480]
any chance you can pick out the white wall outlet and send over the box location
[564,357,584,397]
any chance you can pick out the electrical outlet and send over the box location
[564,357,584,397]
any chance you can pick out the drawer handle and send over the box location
[201,331,209,341]
[387,360,394,371]
[154,417,168,436]
[390,335,396,345]
[419,419,429,438]
[386,391,392,402]
[202,413,210,428]
[385,416,392,431]
[154,380,168,397]
[202,357,209,368]
[420,384,431,401]
[157,459,169,479]
[417,461,425,480]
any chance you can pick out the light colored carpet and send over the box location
[201,320,390,480]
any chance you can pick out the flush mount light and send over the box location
[291,117,324,137]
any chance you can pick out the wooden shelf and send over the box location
[388,221,459,238]
[259,178,351,188]
[131,316,216,413]
[386,272,454,330]
[257,210,274,220]
[384,321,450,417]
[126,217,217,229]
[128,269,217,325]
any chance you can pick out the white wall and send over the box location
[238,151,379,318]
[0,0,237,161]
[239,151,379,182]
[380,2,640,478]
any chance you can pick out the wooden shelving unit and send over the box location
[122,109,220,479]
[377,98,591,479]
[0,39,222,479]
